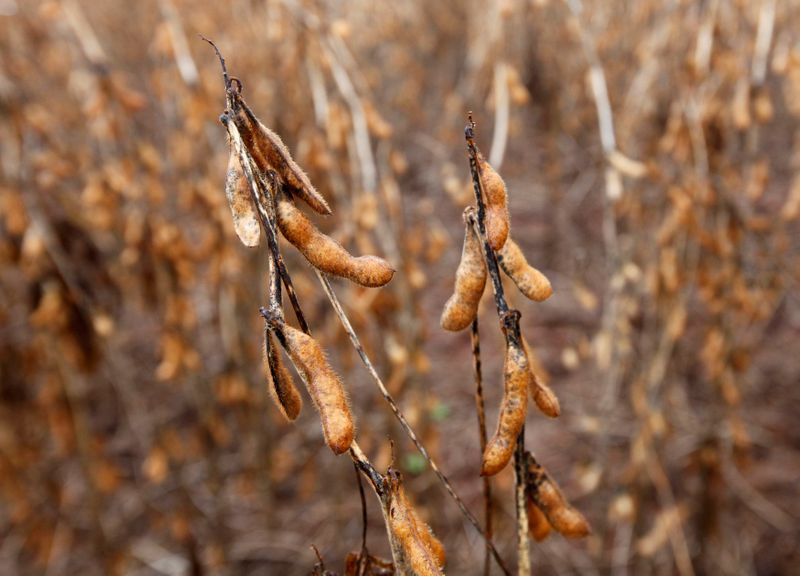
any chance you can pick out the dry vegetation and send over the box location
[1,0,799,574]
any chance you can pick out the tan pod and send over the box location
[477,151,509,251]
[280,323,354,454]
[526,453,591,538]
[498,238,553,302]
[224,148,261,247]
[263,329,302,421]
[276,197,394,288]
[441,213,487,331]
[482,318,529,476]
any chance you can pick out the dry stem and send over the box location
[472,319,493,576]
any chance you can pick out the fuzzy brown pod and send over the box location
[263,329,302,421]
[477,151,509,251]
[278,322,354,454]
[482,312,529,476]
[225,84,332,216]
[276,196,394,287]
[498,238,553,302]
[521,336,560,418]
[526,452,591,538]
[440,211,487,331]
[224,145,261,247]
[379,469,445,575]
[526,496,552,541]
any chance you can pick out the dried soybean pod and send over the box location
[408,505,446,569]
[498,238,553,302]
[224,84,332,215]
[224,146,261,247]
[440,209,487,331]
[279,322,354,454]
[521,336,560,418]
[276,196,394,287]
[477,151,509,251]
[482,311,529,476]
[526,453,591,538]
[526,496,552,541]
[382,469,445,575]
[263,329,302,421]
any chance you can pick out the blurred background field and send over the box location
[1,0,799,574]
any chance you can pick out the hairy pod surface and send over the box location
[279,323,354,454]
[521,336,560,418]
[263,330,302,421]
[276,197,395,287]
[498,238,553,302]
[526,496,552,541]
[228,92,332,215]
[477,151,509,251]
[440,218,487,331]
[381,470,445,575]
[224,148,261,247]
[481,337,529,476]
[526,453,591,538]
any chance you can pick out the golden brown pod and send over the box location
[526,453,591,538]
[521,336,560,418]
[498,238,553,302]
[382,469,445,575]
[440,213,487,331]
[227,87,332,215]
[477,151,509,251]
[482,314,529,476]
[526,497,552,541]
[224,147,261,247]
[279,323,354,454]
[409,506,446,569]
[276,197,395,288]
[263,329,302,421]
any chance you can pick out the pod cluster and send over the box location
[222,80,394,289]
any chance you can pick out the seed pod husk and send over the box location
[498,238,553,302]
[224,147,261,247]
[227,88,332,215]
[276,196,394,287]
[526,496,552,541]
[441,212,487,331]
[477,151,509,251]
[380,469,445,575]
[521,336,560,418]
[263,329,302,421]
[526,452,591,538]
[482,312,529,476]
[279,323,354,454]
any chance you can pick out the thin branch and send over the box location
[354,460,370,576]
[472,319,493,576]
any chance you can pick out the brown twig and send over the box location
[472,319,493,576]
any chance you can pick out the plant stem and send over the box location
[472,319,493,576]
[465,117,530,574]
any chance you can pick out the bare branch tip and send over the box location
[199,34,231,91]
